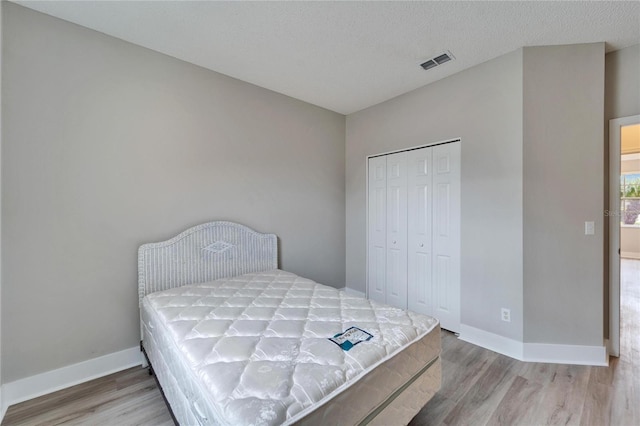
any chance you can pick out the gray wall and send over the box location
[347,43,610,349]
[605,44,640,120]
[523,43,605,346]
[1,3,345,382]
[346,50,525,341]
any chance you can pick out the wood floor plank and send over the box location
[2,368,173,426]
[436,341,497,403]
[442,354,518,426]
[408,393,456,426]
[579,381,612,426]
[485,375,543,426]
[609,358,639,426]
[533,364,591,426]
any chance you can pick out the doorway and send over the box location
[609,115,640,357]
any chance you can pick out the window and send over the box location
[621,172,640,226]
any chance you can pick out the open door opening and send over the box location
[609,116,640,359]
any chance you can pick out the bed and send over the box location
[138,221,441,425]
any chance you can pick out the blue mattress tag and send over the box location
[329,326,373,351]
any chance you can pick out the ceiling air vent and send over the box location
[420,51,455,71]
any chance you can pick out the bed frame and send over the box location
[138,221,277,332]
[138,221,441,425]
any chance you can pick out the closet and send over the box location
[367,140,460,332]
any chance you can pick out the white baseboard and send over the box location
[1,346,142,417]
[341,287,366,298]
[459,324,524,360]
[524,342,608,366]
[459,324,607,366]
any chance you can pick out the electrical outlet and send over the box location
[501,308,511,323]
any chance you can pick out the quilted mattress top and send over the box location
[143,269,439,425]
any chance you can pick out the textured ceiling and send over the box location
[14,1,640,114]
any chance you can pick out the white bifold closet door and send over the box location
[367,141,460,332]
[385,151,408,309]
[367,156,387,304]
[408,142,460,332]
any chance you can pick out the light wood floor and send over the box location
[409,259,639,426]
[4,260,639,426]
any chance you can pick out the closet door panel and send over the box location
[435,255,451,312]
[432,142,461,332]
[408,148,433,315]
[367,156,387,304]
[385,151,408,309]
[368,141,460,329]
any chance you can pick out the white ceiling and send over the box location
[14,0,640,115]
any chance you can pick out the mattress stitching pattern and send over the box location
[143,269,439,425]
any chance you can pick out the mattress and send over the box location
[141,269,440,425]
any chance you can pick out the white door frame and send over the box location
[608,114,640,357]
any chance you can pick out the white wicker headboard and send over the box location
[138,221,277,307]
